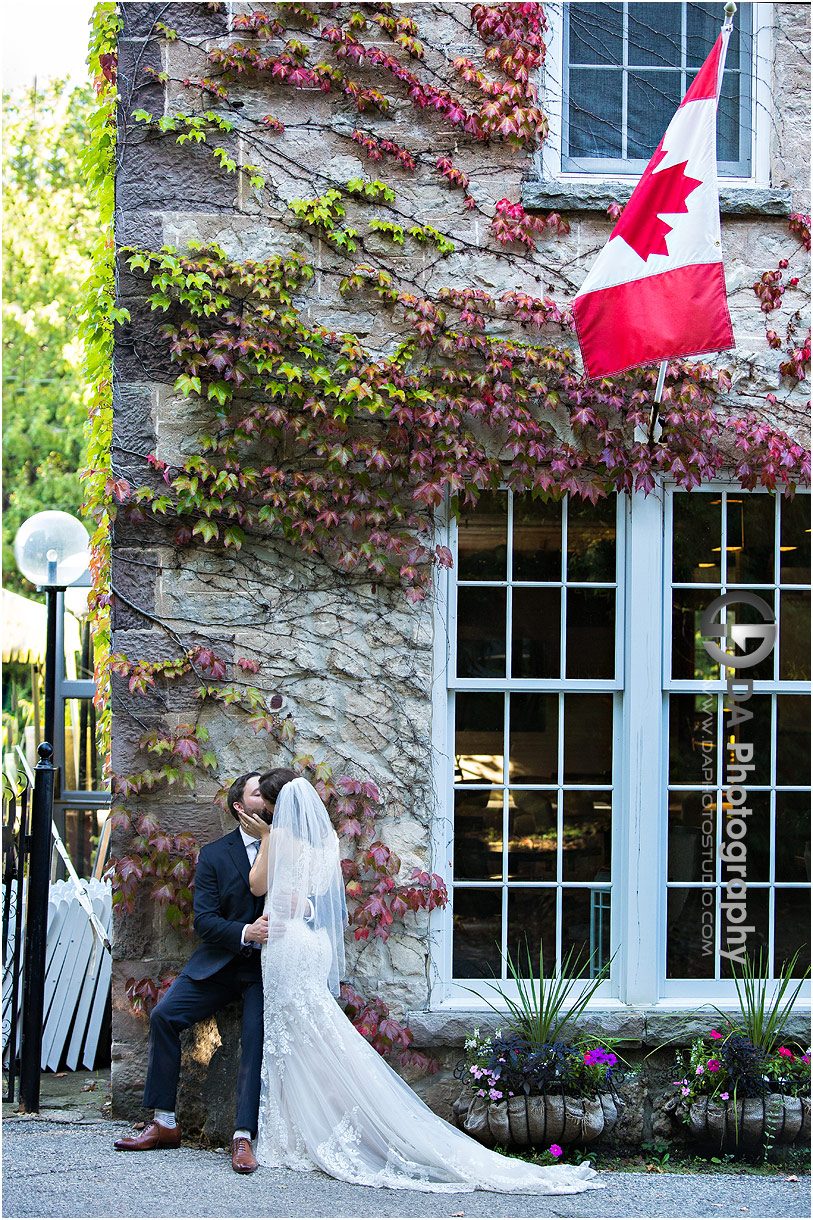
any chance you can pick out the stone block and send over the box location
[117,35,164,120]
[113,307,177,384]
[117,132,238,213]
[112,384,156,454]
[119,2,226,40]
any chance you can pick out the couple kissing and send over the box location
[115,769,601,1196]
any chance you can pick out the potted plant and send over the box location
[452,944,622,1149]
[669,950,811,1152]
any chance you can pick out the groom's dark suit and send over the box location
[143,827,265,1133]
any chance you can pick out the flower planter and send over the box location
[453,1088,619,1149]
[686,1094,809,1152]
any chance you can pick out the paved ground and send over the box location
[2,1073,810,1219]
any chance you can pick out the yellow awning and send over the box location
[2,587,81,665]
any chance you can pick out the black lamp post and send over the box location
[13,510,90,1112]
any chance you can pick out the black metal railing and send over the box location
[2,769,31,1103]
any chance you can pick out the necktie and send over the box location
[247,840,259,866]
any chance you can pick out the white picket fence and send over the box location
[3,877,112,1071]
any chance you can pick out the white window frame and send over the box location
[538,1,772,188]
[431,492,624,1009]
[430,485,810,1012]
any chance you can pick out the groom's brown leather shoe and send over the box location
[114,1121,182,1151]
[231,1137,259,1174]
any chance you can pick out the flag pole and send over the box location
[646,0,736,446]
[646,360,668,444]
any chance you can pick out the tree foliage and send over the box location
[2,82,99,595]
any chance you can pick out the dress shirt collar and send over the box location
[239,827,260,850]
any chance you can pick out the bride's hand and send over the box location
[238,810,271,838]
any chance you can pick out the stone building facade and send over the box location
[111,2,810,1145]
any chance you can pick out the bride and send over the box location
[243,774,600,1195]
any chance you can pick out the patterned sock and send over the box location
[233,1128,252,1142]
[154,1109,177,1129]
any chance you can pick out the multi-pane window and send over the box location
[666,491,810,986]
[450,493,620,982]
[561,2,753,176]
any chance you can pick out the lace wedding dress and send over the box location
[254,779,600,1195]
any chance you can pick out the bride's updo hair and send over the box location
[259,767,298,806]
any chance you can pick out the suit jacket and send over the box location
[185,827,264,981]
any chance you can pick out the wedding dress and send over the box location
[255,778,600,1195]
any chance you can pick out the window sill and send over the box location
[406,1006,811,1049]
[521,177,793,218]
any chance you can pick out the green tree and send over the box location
[2,81,98,596]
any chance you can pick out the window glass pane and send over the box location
[669,693,717,784]
[512,494,562,581]
[724,590,775,681]
[570,2,622,65]
[562,887,611,978]
[509,693,558,782]
[508,792,557,881]
[457,587,506,678]
[453,889,502,978]
[727,495,774,584]
[780,497,811,583]
[511,588,561,678]
[628,3,682,68]
[719,888,768,980]
[565,589,615,678]
[776,696,810,786]
[724,693,771,786]
[455,692,504,784]
[775,792,811,883]
[687,2,734,68]
[567,497,616,581]
[507,889,556,976]
[563,694,612,782]
[779,591,811,681]
[672,493,721,582]
[457,491,507,579]
[454,790,502,881]
[569,68,623,158]
[722,792,769,883]
[627,70,683,159]
[669,792,713,883]
[715,68,741,164]
[672,588,720,680]
[774,891,811,978]
[562,792,612,881]
[667,888,716,977]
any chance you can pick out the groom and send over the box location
[114,767,297,1172]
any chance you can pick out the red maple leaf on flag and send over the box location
[610,145,702,261]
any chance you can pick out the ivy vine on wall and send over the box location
[84,0,809,1070]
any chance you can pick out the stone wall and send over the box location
[111,2,810,1145]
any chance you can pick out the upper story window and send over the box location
[546,1,756,179]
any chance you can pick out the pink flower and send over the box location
[720,1092,729,1101]
[695,1065,705,1075]
[707,1060,721,1072]
[777,1047,795,1060]
[549,1145,563,1158]
[681,1087,690,1096]
[710,1030,722,1040]
[489,1089,503,1101]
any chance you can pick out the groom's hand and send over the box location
[244,914,269,943]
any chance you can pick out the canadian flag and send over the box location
[573,25,735,380]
